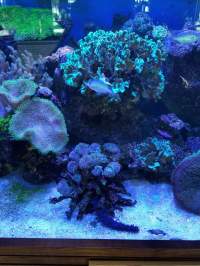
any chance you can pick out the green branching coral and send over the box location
[0,6,58,40]
[61,30,167,102]
[9,98,68,155]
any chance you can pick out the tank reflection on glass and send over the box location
[1,0,200,240]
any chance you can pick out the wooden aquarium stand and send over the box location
[89,262,200,266]
[1,239,200,265]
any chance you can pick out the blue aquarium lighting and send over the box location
[1,0,200,241]
[0,0,5,6]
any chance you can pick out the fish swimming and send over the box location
[84,77,115,96]
[180,75,189,89]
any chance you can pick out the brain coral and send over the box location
[172,153,200,214]
[9,98,68,154]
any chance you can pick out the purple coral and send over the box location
[0,47,52,88]
[52,142,134,219]
[157,113,190,140]
[103,162,121,178]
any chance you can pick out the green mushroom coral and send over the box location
[9,98,68,155]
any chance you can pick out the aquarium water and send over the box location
[1,0,200,240]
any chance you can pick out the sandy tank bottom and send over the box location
[0,172,199,240]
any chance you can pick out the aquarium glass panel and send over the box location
[1,0,200,240]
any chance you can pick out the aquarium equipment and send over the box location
[134,0,150,13]
[194,0,200,31]
[0,0,5,7]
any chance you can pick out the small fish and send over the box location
[84,77,115,96]
[180,75,189,89]
[148,229,167,236]
[157,129,173,140]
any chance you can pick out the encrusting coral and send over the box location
[9,97,68,155]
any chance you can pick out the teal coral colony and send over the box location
[1,0,200,241]
[61,30,166,102]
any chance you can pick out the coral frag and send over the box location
[129,137,175,179]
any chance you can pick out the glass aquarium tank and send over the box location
[1,0,200,241]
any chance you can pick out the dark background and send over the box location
[2,0,197,39]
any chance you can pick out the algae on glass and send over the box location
[0,6,58,40]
